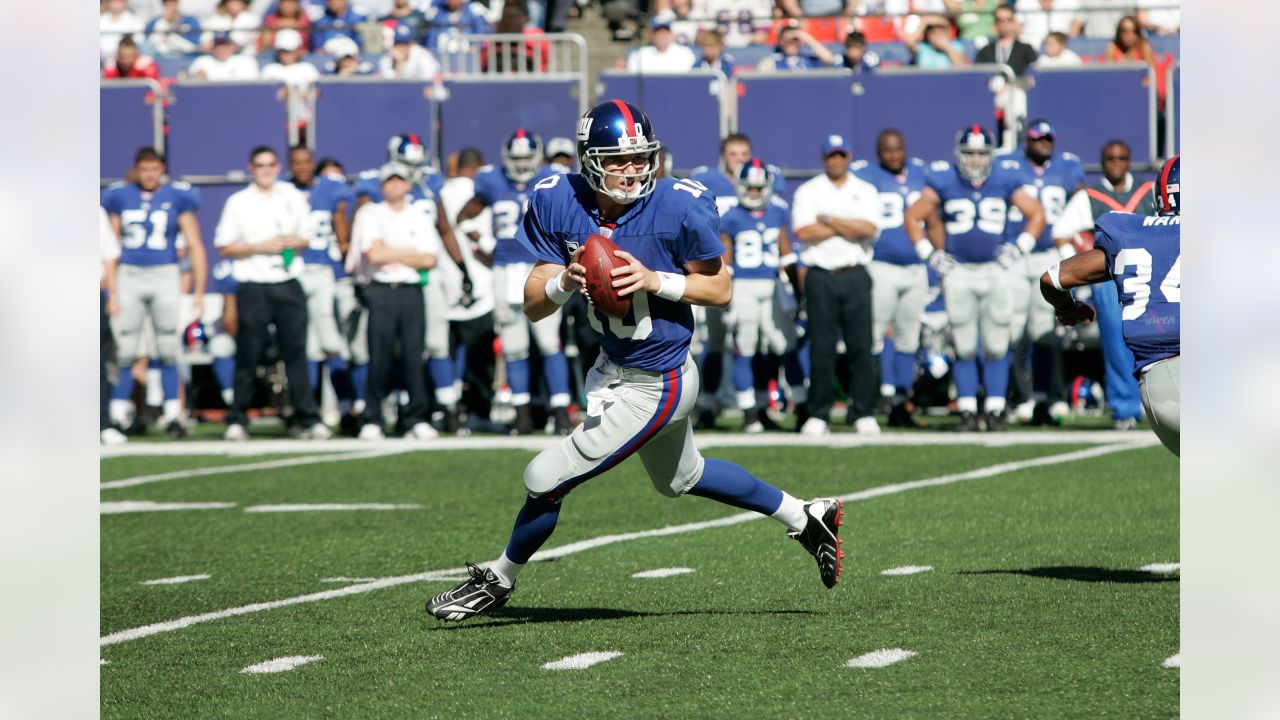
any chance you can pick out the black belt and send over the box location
[371,280,421,289]
[810,265,866,274]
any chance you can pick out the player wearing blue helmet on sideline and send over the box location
[1040,155,1180,455]
[427,100,846,622]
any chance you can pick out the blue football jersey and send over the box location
[925,159,1026,264]
[852,158,928,265]
[719,200,790,280]
[1003,151,1085,251]
[1093,211,1180,373]
[101,181,200,266]
[473,165,544,266]
[517,174,725,372]
[688,166,787,217]
[297,176,354,267]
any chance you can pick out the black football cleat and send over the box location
[552,407,573,435]
[958,411,980,432]
[165,419,189,439]
[983,411,1007,432]
[426,563,514,622]
[1030,402,1060,427]
[887,402,919,429]
[510,406,534,436]
[789,498,844,589]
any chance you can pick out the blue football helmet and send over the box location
[501,128,543,184]
[183,321,210,352]
[1155,154,1179,215]
[576,99,662,204]
[388,133,428,169]
[954,124,996,183]
[735,158,774,211]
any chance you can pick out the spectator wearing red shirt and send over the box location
[1104,15,1156,65]
[259,0,312,54]
[103,36,160,80]
[481,1,548,73]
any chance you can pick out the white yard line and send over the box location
[101,501,236,515]
[244,504,423,513]
[542,651,624,670]
[846,649,918,668]
[1139,562,1180,573]
[881,566,934,576]
[142,574,210,586]
[240,656,324,674]
[100,440,1152,647]
[100,448,415,491]
[101,431,1152,458]
[631,567,696,579]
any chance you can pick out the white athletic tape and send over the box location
[846,649,917,668]
[542,652,624,670]
[100,441,1155,647]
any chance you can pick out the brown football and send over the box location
[580,233,632,319]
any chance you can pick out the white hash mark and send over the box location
[542,652,624,670]
[881,565,934,576]
[142,574,211,586]
[631,567,696,579]
[240,656,324,674]
[846,649,918,668]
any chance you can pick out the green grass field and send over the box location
[100,437,1178,719]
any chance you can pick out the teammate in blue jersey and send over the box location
[457,129,573,435]
[852,129,933,428]
[905,125,1045,431]
[355,133,468,431]
[719,159,804,433]
[288,147,357,419]
[688,134,787,429]
[427,100,846,622]
[1041,155,1180,455]
[102,147,207,439]
[1002,120,1087,424]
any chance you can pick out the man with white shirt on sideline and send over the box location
[188,32,260,80]
[790,134,884,437]
[624,13,697,74]
[215,145,330,442]
[348,162,442,441]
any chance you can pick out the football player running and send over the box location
[457,129,574,435]
[1003,120,1086,424]
[904,126,1045,431]
[102,147,207,438]
[1040,155,1180,455]
[852,129,932,428]
[719,159,804,433]
[427,101,844,622]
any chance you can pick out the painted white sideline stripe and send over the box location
[245,503,423,513]
[632,567,695,579]
[1140,562,1180,573]
[102,501,235,515]
[881,565,933,576]
[142,574,210,586]
[101,431,1156,457]
[101,448,413,490]
[1162,653,1180,668]
[240,656,324,674]
[100,441,1150,647]
[846,649,917,668]
[321,577,379,584]
[542,652,623,670]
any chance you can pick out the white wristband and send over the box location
[1046,260,1064,291]
[914,238,934,261]
[655,271,687,302]
[1057,243,1077,260]
[545,271,573,305]
[1016,231,1037,255]
[779,252,798,267]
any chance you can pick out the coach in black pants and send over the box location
[214,146,328,441]
[791,134,883,436]
[349,162,440,441]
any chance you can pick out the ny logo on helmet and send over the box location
[576,117,593,141]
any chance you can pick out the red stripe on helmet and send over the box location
[407,133,420,145]
[1158,154,1179,210]
[612,100,637,137]
[752,158,762,170]
[516,128,526,139]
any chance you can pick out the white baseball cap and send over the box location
[546,137,575,159]
[274,28,303,52]
[324,35,359,59]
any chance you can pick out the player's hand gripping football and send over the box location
[1054,300,1096,326]
[609,250,658,297]
[562,245,588,296]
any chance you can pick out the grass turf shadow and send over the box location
[962,566,1179,584]
[426,607,818,630]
